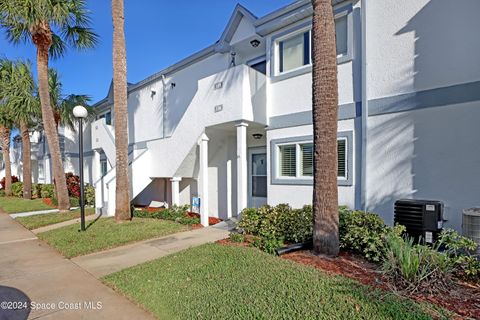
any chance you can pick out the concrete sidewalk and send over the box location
[72,222,231,278]
[0,212,155,319]
[31,214,101,234]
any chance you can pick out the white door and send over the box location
[248,148,267,208]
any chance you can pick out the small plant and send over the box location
[383,232,452,294]
[11,182,23,197]
[40,184,55,199]
[65,172,81,198]
[85,185,95,205]
[0,175,19,189]
[438,229,479,282]
[229,232,245,243]
[0,189,5,197]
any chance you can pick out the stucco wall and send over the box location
[366,0,480,100]
[366,100,480,231]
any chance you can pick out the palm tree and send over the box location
[8,61,41,200]
[112,0,130,221]
[48,69,95,131]
[0,59,14,196]
[311,0,340,256]
[0,0,98,211]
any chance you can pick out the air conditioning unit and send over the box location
[463,208,480,255]
[394,199,444,244]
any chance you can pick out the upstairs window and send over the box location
[278,31,310,73]
[273,8,352,77]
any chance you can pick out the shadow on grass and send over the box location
[81,212,103,231]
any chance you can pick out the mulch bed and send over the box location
[218,238,480,319]
[42,198,56,207]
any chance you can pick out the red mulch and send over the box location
[218,239,480,319]
[283,250,480,319]
[42,198,55,208]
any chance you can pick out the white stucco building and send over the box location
[4,0,480,231]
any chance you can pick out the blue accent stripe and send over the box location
[369,81,480,116]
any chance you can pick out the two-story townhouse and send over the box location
[6,0,480,232]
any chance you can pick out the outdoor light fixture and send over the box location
[73,105,88,231]
[252,133,263,140]
[250,39,261,48]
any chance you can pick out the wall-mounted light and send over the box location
[151,89,157,97]
[250,39,261,48]
[171,83,176,88]
[252,133,263,140]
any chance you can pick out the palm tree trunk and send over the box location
[20,121,32,200]
[311,0,339,256]
[0,126,12,196]
[34,36,70,211]
[112,0,131,221]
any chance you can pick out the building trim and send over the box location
[368,81,480,116]
[268,101,360,130]
[268,80,480,130]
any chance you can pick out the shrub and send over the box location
[383,233,453,293]
[132,205,199,225]
[229,232,245,243]
[85,185,95,205]
[0,189,5,197]
[34,183,43,198]
[51,196,80,207]
[277,205,313,243]
[238,207,261,234]
[65,172,81,198]
[0,175,19,189]
[339,209,402,262]
[41,184,55,199]
[252,235,285,255]
[11,182,23,197]
[438,229,480,281]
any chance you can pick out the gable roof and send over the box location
[93,0,348,107]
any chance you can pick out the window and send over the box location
[99,111,112,125]
[337,138,347,178]
[300,143,313,176]
[272,132,352,186]
[278,31,310,73]
[273,9,352,77]
[279,144,296,177]
[100,160,108,177]
[335,14,348,57]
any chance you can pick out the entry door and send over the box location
[248,148,267,208]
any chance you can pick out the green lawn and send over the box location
[15,208,96,230]
[103,244,448,320]
[0,197,53,213]
[38,217,189,258]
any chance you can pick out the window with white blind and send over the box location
[300,143,313,177]
[272,132,352,185]
[337,138,347,178]
[279,144,296,177]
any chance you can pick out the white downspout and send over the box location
[360,0,368,211]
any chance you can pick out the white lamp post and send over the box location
[73,105,88,231]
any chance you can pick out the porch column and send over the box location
[170,177,182,206]
[198,133,209,227]
[93,150,101,184]
[236,121,248,215]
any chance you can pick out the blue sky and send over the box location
[0,1,292,103]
